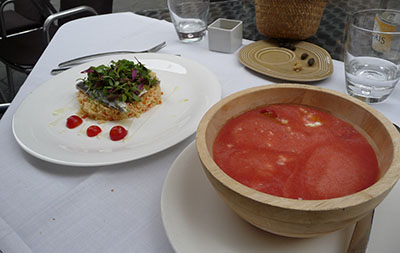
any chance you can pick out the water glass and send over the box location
[344,9,400,103]
[168,0,209,43]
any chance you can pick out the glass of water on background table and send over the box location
[168,0,209,42]
[344,9,400,103]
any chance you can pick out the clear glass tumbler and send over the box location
[168,0,210,43]
[344,9,400,103]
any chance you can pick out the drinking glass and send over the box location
[344,9,400,103]
[168,0,209,43]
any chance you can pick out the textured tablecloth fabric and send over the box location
[0,12,399,253]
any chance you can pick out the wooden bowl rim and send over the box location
[196,83,400,211]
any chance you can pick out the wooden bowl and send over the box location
[196,84,400,238]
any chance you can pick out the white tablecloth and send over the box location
[0,12,399,253]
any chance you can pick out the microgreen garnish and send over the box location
[79,59,158,103]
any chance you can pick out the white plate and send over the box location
[12,54,221,166]
[161,141,355,253]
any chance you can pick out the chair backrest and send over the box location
[59,0,113,25]
[14,0,56,23]
[0,0,54,38]
[60,0,113,14]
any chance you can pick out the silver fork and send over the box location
[51,41,167,75]
[58,41,166,67]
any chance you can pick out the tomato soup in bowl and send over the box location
[213,104,380,200]
[196,84,400,238]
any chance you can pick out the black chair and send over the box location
[0,0,50,38]
[59,0,113,25]
[0,0,113,102]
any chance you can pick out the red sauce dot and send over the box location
[66,115,83,129]
[109,126,128,141]
[86,125,102,137]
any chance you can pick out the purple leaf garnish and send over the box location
[81,68,95,73]
[132,69,137,80]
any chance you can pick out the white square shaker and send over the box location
[208,18,243,53]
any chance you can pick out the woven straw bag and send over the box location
[255,0,328,40]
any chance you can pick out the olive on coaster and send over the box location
[301,53,308,60]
